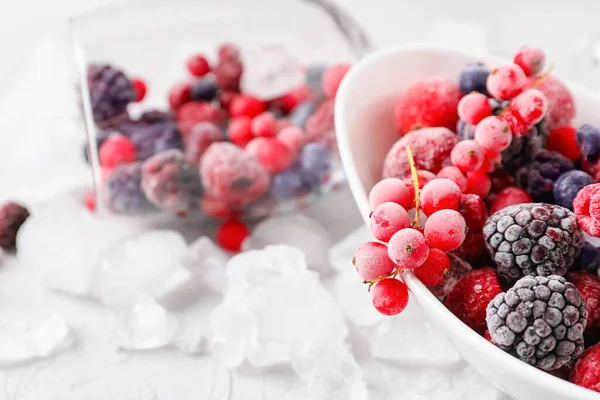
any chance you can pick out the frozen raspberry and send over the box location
[368,178,412,211]
[554,170,594,211]
[394,77,462,135]
[322,64,350,98]
[304,99,335,146]
[489,186,533,214]
[475,116,513,153]
[251,112,278,138]
[383,127,459,179]
[577,124,600,163]
[353,242,396,281]
[513,46,546,77]
[230,94,265,119]
[200,142,269,207]
[216,220,249,252]
[388,228,429,269]
[182,122,224,167]
[186,54,211,77]
[430,253,473,300]
[168,81,192,110]
[445,267,502,334]
[547,125,581,162]
[424,209,467,251]
[459,63,490,94]
[570,343,600,392]
[371,278,409,316]
[465,170,492,199]
[201,195,234,219]
[0,202,29,249]
[176,101,228,135]
[131,78,147,102]
[191,80,218,102]
[370,202,411,242]
[278,126,307,154]
[419,178,462,216]
[486,64,527,100]
[437,166,468,192]
[214,44,243,91]
[104,163,153,214]
[451,140,484,172]
[114,121,183,161]
[527,75,575,131]
[99,135,136,169]
[87,64,135,123]
[567,271,600,343]
[414,247,451,286]
[255,138,293,173]
[458,92,492,125]
[516,150,574,203]
[141,149,203,216]
[574,184,600,237]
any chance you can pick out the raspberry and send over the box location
[424,209,467,251]
[251,112,278,138]
[216,220,249,252]
[228,117,254,148]
[567,271,600,343]
[255,138,293,173]
[547,125,581,162]
[99,135,136,169]
[168,81,192,110]
[513,47,546,77]
[0,202,29,249]
[437,166,468,192]
[577,124,600,163]
[322,64,350,98]
[571,343,600,392]
[370,202,411,242]
[419,178,462,216]
[474,116,513,153]
[186,54,211,77]
[457,92,492,124]
[459,63,490,94]
[87,64,135,123]
[183,122,224,167]
[511,89,548,126]
[527,75,575,131]
[383,127,459,179]
[214,44,243,91]
[486,64,527,100]
[371,278,409,316]
[574,184,600,237]
[445,267,502,334]
[176,101,228,135]
[304,99,335,145]
[368,178,412,211]
[353,242,396,281]
[388,228,429,269]
[414,247,451,286]
[230,94,265,118]
[451,140,484,172]
[277,126,307,154]
[191,80,218,102]
[553,170,593,211]
[465,170,492,199]
[489,186,533,214]
[131,78,147,102]
[394,77,462,135]
[516,150,574,203]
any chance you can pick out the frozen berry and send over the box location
[216,220,249,252]
[300,142,330,175]
[517,150,574,203]
[201,196,233,219]
[577,124,600,163]
[570,343,600,392]
[486,64,527,100]
[370,202,411,242]
[289,101,317,129]
[458,92,492,124]
[183,122,224,167]
[430,253,473,299]
[371,278,409,316]
[168,81,192,109]
[176,101,228,134]
[251,112,278,138]
[510,89,548,125]
[567,271,600,343]
[554,170,593,211]
[502,107,531,138]
[84,191,96,211]
[489,186,533,214]
[451,140,484,172]
[353,242,396,281]
[465,170,492,199]
[0,202,30,249]
[191,79,218,102]
[445,267,502,334]
[131,78,147,102]
[230,94,265,118]
[414,247,451,286]
[513,46,546,77]
[228,117,254,148]
[87,64,135,123]
[255,138,293,174]
[278,126,306,153]
[99,135,136,169]
[459,63,490,94]
[388,228,429,269]
[475,116,513,153]
[117,121,183,161]
[420,178,462,216]
[424,209,467,251]
[452,194,489,264]
[219,90,237,109]
[215,45,243,91]
[304,99,335,145]
[275,86,314,113]
[186,54,211,77]
[322,64,350,98]
[244,137,267,159]
[547,125,581,162]
[394,77,462,134]
[368,178,412,211]
[105,163,154,214]
[437,166,468,192]
[574,184,600,237]
[528,75,575,131]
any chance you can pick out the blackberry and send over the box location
[137,110,175,124]
[0,202,30,249]
[483,203,584,282]
[87,64,135,123]
[110,121,183,161]
[104,163,154,214]
[517,150,574,203]
[486,275,587,371]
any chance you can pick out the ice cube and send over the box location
[242,214,332,272]
[328,225,371,273]
[185,236,229,293]
[240,45,304,100]
[90,230,191,309]
[173,293,222,354]
[113,294,178,350]
[0,313,72,365]
[333,269,384,326]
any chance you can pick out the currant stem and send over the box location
[531,64,553,89]
[405,145,421,228]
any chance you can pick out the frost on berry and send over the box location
[370,202,411,242]
[450,140,484,172]
[183,122,224,167]
[368,178,412,211]
[489,186,533,215]
[513,46,546,77]
[387,228,429,269]
[353,242,396,281]
[452,194,489,265]
[304,99,336,149]
[424,209,467,252]
[570,342,600,391]
[474,116,512,153]
[486,64,527,100]
[437,166,468,192]
[574,184,600,237]
[527,75,575,131]
[419,178,462,216]
[104,163,154,214]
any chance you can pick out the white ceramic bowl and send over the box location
[335,45,600,400]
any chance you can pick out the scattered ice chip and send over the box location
[90,230,191,309]
[328,225,370,272]
[172,294,222,355]
[240,45,304,100]
[185,236,229,293]
[0,313,72,365]
[242,214,332,271]
[333,269,383,326]
[113,295,178,351]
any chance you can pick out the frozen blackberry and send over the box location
[104,163,154,214]
[87,64,135,123]
[483,203,584,282]
[486,275,587,371]
[0,202,30,249]
[110,121,183,161]
[516,150,574,203]
[137,109,175,124]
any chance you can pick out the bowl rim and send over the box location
[335,43,599,399]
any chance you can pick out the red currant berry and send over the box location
[474,116,512,153]
[168,81,192,110]
[424,209,467,251]
[216,220,249,252]
[370,202,411,242]
[99,135,136,169]
[230,94,265,118]
[510,89,548,125]
[353,242,396,281]
[278,86,313,113]
[323,64,351,98]
[251,112,278,138]
[228,117,253,148]
[486,64,527,100]
[420,178,462,216]
[502,108,531,137]
[437,166,468,192]
[371,278,409,316]
[256,138,293,173]
[388,228,429,269]
[84,191,96,212]
[186,54,211,77]
[457,92,492,125]
[451,140,484,172]
[414,247,451,286]
[513,46,545,77]
[277,126,306,153]
[368,178,412,211]
[478,150,501,174]
[131,78,147,102]
[547,125,581,162]
[489,186,533,214]
[465,170,492,199]
[245,137,267,159]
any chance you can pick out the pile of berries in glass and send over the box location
[353,46,600,391]
[83,43,349,251]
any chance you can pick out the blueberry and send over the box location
[300,142,330,175]
[576,242,600,273]
[270,170,303,199]
[576,124,600,162]
[289,101,316,128]
[459,63,490,94]
[191,79,218,102]
[553,170,593,210]
[305,64,327,94]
